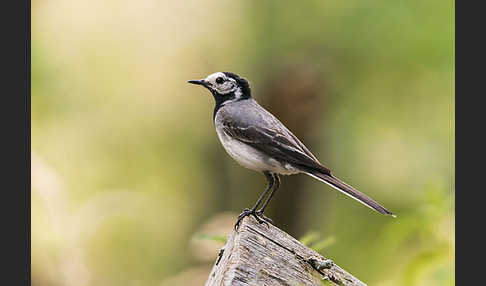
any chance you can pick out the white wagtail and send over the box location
[189,72,395,229]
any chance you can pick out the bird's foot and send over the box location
[234,208,270,230]
[255,210,274,225]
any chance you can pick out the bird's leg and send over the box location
[234,171,274,230]
[256,173,280,224]
[250,171,275,211]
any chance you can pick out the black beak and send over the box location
[188,79,206,86]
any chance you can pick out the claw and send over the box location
[256,210,274,225]
[234,208,270,230]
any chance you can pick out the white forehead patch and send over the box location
[204,72,227,83]
[203,72,238,95]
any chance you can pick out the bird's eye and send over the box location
[215,77,224,84]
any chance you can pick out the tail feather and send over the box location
[306,171,395,217]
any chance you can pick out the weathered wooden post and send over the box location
[205,216,366,286]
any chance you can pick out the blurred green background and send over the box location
[31,0,454,285]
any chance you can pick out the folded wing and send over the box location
[221,119,331,175]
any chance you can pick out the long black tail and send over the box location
[306,170,395,217]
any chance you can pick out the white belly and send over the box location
[215,127,300,175]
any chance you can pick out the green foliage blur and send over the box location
[32,0,454,285]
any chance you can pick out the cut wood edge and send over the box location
[205,216,367,286]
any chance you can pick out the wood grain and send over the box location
[205,216,366,286]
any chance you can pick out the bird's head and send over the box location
[188,72,252,101]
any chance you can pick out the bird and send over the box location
[188,72,395,229]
